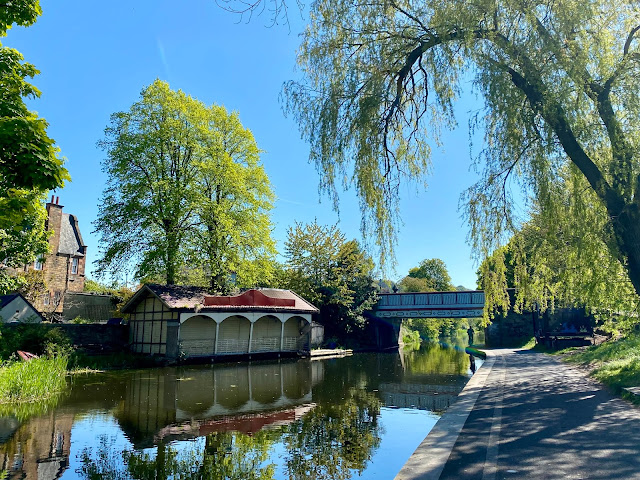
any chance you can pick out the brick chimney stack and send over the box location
[46,195,64,252]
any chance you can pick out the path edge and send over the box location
[394,353,496,480]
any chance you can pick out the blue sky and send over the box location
[7,0,487,288]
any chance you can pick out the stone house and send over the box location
[121,284,319,360]
[23,196,87,313]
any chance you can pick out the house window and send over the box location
[54,291,61,306]
[43,292,50,306]
[71,257,79,275]
[34,255,44,271]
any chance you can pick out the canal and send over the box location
[0,343,481,479]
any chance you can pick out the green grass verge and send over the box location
[565,333,640,400]
[0,356,68,403]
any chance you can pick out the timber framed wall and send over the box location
[129,296,177,354]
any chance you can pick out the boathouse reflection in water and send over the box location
[115,360,318,448]
[0,344,478,480]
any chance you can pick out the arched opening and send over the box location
[180,315,216,357]
[282,360,312,400]
[176,369,215,415]
[250,363,282,404]
[217,315,251,354]
[251,315,281,353]
[215,364,250,409]
[282,316,309,351]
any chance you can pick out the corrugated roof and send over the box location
[146,284,209,309]
[58,214,85,256]
[122,284,318,313]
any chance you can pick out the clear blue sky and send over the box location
[7,0,486,288]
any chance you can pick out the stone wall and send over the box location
[2,323,129,354]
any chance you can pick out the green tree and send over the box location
[281,0,640,307]
[0,1,69,293]
[190,108,276,292]
[407,258,454,291]
[480,167,639,330]
[397,276,430,293]
[282,221,378,341]
[95,80,275,287]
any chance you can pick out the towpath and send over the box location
[396,348,640,480]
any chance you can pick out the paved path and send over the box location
[396,349,640,480]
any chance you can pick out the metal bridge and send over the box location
[374,291,485,319]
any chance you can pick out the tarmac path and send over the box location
[396,349,640,480]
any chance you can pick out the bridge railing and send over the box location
[377,291,485,308]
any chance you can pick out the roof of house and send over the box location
[0,293,19,309]
[0,293,45,322]
[122,284,318,314]
[58,213,85,256]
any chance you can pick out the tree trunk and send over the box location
[613,203,640,299]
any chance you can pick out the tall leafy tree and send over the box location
[190,107,276,292]
[0,1,69,293]
[279,0,640,307]
[282,221,378,340]
[406,258,454,291]
[95,80,275,286]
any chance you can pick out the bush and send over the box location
[0,325,72,360]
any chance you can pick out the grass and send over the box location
[564,332,640,401]
[0,355,68,403]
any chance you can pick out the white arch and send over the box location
[178,311,313,356]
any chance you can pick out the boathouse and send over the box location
[121,284,318,360]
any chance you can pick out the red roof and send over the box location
[122,285,318,314]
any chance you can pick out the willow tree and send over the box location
[95,80,275,286]
[281,0,640,311]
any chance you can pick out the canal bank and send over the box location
[396,348,640,480]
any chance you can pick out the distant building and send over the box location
[122,284,319,360]
[0,293,44,323]
[25,196,87,313]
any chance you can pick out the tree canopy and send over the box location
[0,0,69,294]
[95,80,275,289]
[280,220,378,341]
[281,0,640,312]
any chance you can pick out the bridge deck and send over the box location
[375,291,485,318]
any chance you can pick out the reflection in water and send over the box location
[1,344,476,480]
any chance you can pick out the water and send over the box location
[0,343,482,479]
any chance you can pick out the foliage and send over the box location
[0,1,69,292]
[95,79,275,288]
[401,341,470,376]
[479,170,640,330]
[397,276,430,293]
[0,324,72,360]
[405,317,468,341]
[565,333,640,400]
[281,220,378,342]
[406,258,454,291]
[281,0,640,310]
[83,278,135,319]
[0,355,68,403]
[283,389,382,480]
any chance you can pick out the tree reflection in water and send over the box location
[283,389,382,480]
[77,390,382,480]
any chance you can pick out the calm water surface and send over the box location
[0,343,482,479]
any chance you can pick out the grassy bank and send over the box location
[0,355,68,403]
[564,333,640,400]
